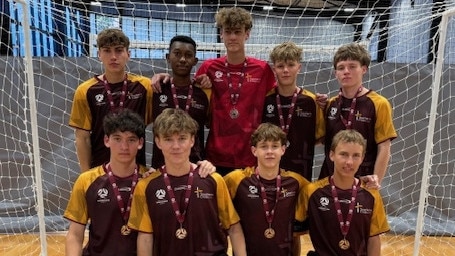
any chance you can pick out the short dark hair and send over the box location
[103,109,145,139]
[169,35,197,52]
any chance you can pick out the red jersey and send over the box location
[196,56,276,169]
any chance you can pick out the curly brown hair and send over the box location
[215,7,253,30]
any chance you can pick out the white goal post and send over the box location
[1,1,455,255]
[413,7,455,256]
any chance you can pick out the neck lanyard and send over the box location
[225,58,247,119]
[170,79,194,113]
[161,165,195,239]
[102,73,128,111]
[255,167,281,239]
[337,86,363,129]
[275,88,299,134]
[104,163,138,236]
[330,175,358,250]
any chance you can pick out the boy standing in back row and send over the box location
[151,7,276,176]
[320,43,397,185]
[262,41,325,181]
[151,35,210,169]
[69,28,152,172]
[195,7,276,175]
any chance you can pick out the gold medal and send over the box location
[121,224,131,236]
[176,227,187,239]
[229,108,239,119]
[264,228,275,238]
[339,238,350,250]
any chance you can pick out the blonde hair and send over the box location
[153,108,198,138]
[330,129,367,155]
[270,41,302,64]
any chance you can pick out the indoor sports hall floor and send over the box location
[1,233,454,255]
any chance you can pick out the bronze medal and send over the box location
[230,108,239,119]
[264,227,275,239]
[121,224,131,236]
[176,227,188,239]
[339,238,350,250]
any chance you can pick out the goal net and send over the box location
[1,0,455,255]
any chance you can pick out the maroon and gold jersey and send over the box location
[262,88,325,180]
[69,74,153,168]
[196,56,276,169]
[128,169,239,255]
[64,164,149,256]
[320,90,397,179]
[224,167,309,256]
[302,177,390,256]
[151,82,211,168]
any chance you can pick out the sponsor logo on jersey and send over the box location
[193,186,214,199]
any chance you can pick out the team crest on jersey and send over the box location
[159,95,169,108]
[247,185,259,198]
[155,189,168,205]
[263,104,275,118]
[160,95,167,102]
[328,107,338,120]
[318,196,330,211]
[97,188,110,203]
[213,70,224,82]
[95,93,105,106]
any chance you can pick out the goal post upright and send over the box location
[413,7,455,256]
[15,0,48,255]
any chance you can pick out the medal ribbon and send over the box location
[162,165,195,228]
[255,168,282,227]
[170,79,194,113]
[225,58,248,107]
[330,176,358,238]
[104,163,138,224]
[275,88,299,134]
[337,86,363,129]
[102,73,128,111]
